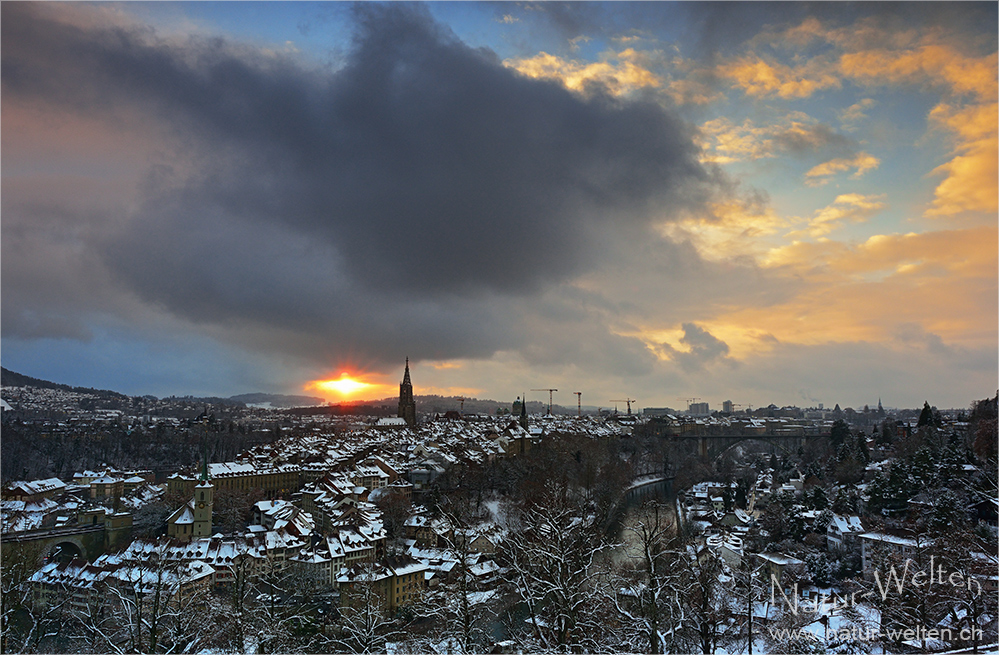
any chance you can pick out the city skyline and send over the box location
[2,2,996,409]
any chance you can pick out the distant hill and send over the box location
[229,393,325,408]
[1,367,129,399]
[409,394,581,416]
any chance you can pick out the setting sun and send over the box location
[305,371,398,402]
[308,373,373,398]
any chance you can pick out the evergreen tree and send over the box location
[810,486,829,511]
[829,420,850,449]
[917,401,934,428]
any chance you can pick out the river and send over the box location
[602,477,677,568]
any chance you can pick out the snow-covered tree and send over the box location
[677,549,732,654]
[608,500,685,654]
[325,563,404,654]
[503,480,611,652]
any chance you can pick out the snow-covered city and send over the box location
[2,366,996,653]
[3,1,997,653]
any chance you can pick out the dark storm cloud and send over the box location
[1,3,713,368]
[656,323,734,373]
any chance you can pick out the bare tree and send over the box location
[503,480,612,653]
[931,530,999,653]
[324,564,403,654]
[66,583,122,654]
[375,489,414,556]
[1,542,46,652]
[608,500,686,654]
[409,509,499,654]
[677,548,732,654]
[252,556,329,653]
[1,544,83,654]
[211,551,257,653]
[104,550,178,653]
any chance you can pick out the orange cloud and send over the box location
[836,45,997,219]
[925,101,998,217]
[717,55,840,99]
[665,224,999,360]
[766,226,996,277]
[840,46,997,100]
[718,18,996,220]
[666,77,724,106]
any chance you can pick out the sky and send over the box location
[2,2,996,411]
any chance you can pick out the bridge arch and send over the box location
[707,435,803,461]
[47,539,85,563]
[656,431,828,461]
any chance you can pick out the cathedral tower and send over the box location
[399,358,416,427]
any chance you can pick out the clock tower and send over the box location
[193,453,213,538]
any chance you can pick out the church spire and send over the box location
[399,357,416,427]
[199,422,210,482]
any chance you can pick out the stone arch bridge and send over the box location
[640,421,831,460]
[1,515,132,565]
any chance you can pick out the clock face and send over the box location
[198,502,205,509]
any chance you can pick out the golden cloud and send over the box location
[658,198,789,260]
[786,193,887,239]
[698,113,847,164]
[717,18,996,219]
[712,225,999,353]
[697,118,770,162]
[504,51,661,96]
[666,78,725,106]
[805,152,880,186]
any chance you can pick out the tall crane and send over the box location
[573,392,582,417]
[678,397,701,412]
[532,388,558,415]
[456,397,466,413]
[610,398,636,415]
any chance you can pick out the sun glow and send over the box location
[308,373,373,397]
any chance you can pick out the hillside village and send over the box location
[1,372,996,653]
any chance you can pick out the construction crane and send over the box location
[456,397,466,413]
[531,388,557,415]
[573,392,582,417]
[610,398,636,415]
[678,397,701,411]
